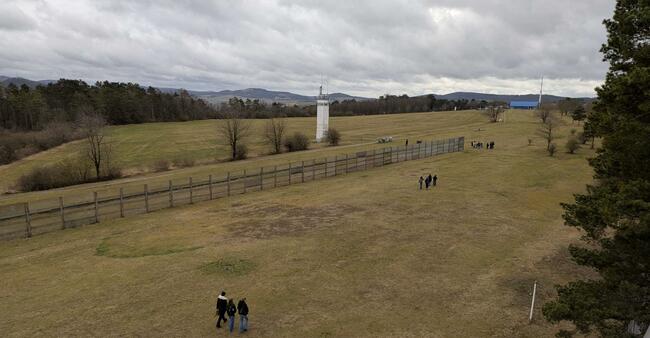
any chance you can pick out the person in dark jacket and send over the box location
[418,176,424,190]
[227,299,237,333]
[237,298,249,333]
[215,291,228,329]
[426,174,432,189]
[433,175,438,186]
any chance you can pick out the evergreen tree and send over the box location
[543,1,650,336]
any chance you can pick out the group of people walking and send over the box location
[216,291,249,333]
[470,140,495,149]
[418,174,438,190]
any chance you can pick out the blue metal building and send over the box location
[510,101,538,109]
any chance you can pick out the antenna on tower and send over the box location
[538,76,544,108]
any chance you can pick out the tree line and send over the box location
[541,0,650,336]
[0,79,215,131]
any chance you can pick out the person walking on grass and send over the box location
[433,175,438,186]
[419,176,424,190]
[227,299,237,333]
[425,174,432,189]
[215,291,228,329]
[238,298,249,333]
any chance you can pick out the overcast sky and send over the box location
[0,0,614,98]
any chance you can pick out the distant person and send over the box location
[433,175,438,186]
[425,174,432,189]
[238,298,249,333]
[490,141,495,149]
[419,176,424,190]
[215,291,228,329]
[405,139,409,147]
[227,299,237,333]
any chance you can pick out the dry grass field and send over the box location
[0,110,594,336]
[0,111,480,196]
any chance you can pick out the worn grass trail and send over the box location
[0,110,593,336]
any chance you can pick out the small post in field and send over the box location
[260,168,264,191]
[189,177,193,204]
[59,197,65,229]
[208,174,213,200]
[168,181,174,207]
[301,161,305,182]
[119,188,124,217]
[288,163,292,184]
[93,191,99,223]
[23,202,32,238]
[529,281,538,322]
[144,184,149,213]
[227,172,231,196]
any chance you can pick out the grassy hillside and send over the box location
[0,110,482,205]
[0,110,595,336]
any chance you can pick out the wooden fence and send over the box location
[0,136,464,240]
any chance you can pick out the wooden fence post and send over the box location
[144,184,149,213]
[209,174,214,199]
[259,168,264,191]
[227,172,231,196]
[301,161,305,182]
[325,158,328,177]
[288,163,292,184]
[59,197,65,229]
[189,177,194,203]
[311,160,316,180]
[273,166,278,187]
[345,154,349,173]
[93,191,99,223]
[334,156,338,175]
[119,188,124,217]
[169,181,174,207]
[24,202,32,238]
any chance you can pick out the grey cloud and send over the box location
[0,0,614,97]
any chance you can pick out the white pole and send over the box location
[529,281,537,322]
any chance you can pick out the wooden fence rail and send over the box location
[0,136,464,240]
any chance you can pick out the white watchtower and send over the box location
[315,85,329,142]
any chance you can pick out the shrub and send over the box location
[565,137,580,154]
[284,132,310,152]
[172,157,196,168]
[548,143,557,157]
[151,159,171,172]
[234,144,248,160]
[0,145,16,164]
[577,132,589,144]
[16,156,120,192]
[14,145,40,159]
[326,128,341,146]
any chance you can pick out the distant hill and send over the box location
[160,87,369,105]
[432,91,594,103]
[1,75,594,104]
[1,76,55,88]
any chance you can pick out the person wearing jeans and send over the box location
[237,298,249,332]
[227,299,237,333]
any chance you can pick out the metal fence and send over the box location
[0,136,464,240]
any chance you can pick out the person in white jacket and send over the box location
[215,291,228,329]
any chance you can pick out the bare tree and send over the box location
[537,115,560,153]
[485,106,504,122]
[264,118,286,154]
[78,113,110,178]
[537,105,552,124]
[218,112,251,160]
